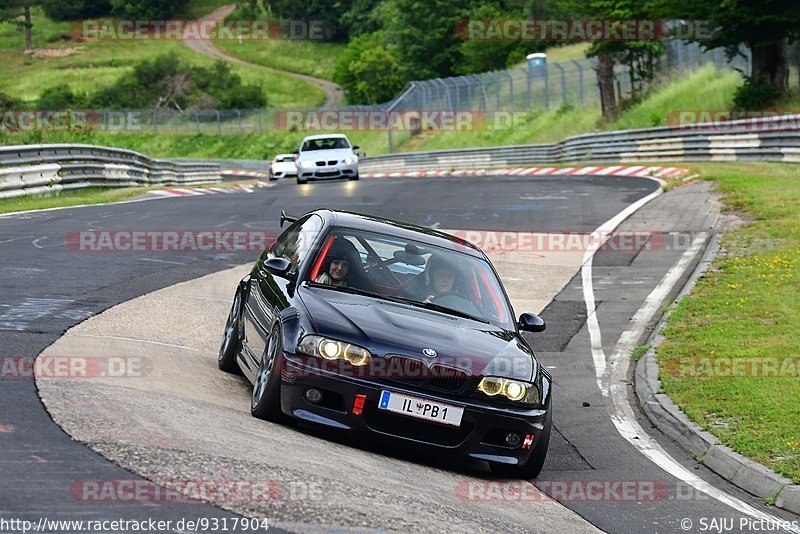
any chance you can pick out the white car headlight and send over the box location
[299,160,315,169]
[343,157,354,165]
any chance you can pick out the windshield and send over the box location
[274,156,295,163]
[301,137,350,151]
[306,229,514,329]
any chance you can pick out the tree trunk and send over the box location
[597,53,616,120]
[749,39,789,95]
[24,4,32,53]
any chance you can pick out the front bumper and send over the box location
[270,168,297,178]
[297,163,358,180]
[280,354,551,467]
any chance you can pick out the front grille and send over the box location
[428,364,469,393]
[327,160,338,165]
[315,161,325,166]
[383,355,470,394]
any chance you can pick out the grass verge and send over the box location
[657,162,800,484]
[0,8,323,108]
[0,186,151,214]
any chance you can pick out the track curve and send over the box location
[3,175,796,532]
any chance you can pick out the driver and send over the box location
[419,254,463,303]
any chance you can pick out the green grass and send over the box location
[0,8,323,108]
[0,186,150,214]
[657,162,800,484]
[631,344,652,362]
[215,38,345,81]
[0,128,390,161]
[397,64,743,153]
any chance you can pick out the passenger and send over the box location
[315,238,360,287]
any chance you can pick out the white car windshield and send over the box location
[275,156,294,163]
[302,138,350,151]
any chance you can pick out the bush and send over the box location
[733,78,781,110]
[38,84,86,109]
[42,0,112,21]
[109,0,188,18]
[0,92,19,111]
[334,32,403,104]
[89,54,267,110]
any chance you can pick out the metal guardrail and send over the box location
[0,144,221,199]
[360,114,800,172]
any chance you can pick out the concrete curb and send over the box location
[634,232,800,516]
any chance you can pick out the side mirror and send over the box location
[357,152,366,158]
[291,149,299,155]
[518,313,546,333]
[352,145,360,150]
[263,257,291,277]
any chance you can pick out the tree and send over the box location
[658,0,800,96]
[382,0,475,81]
[0,0,43,52]
[457,4,539,74]
[562,0,664,120]
[41,0,111,21]
[333,31,403,104]
[109,0,189,19]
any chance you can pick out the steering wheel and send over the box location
[431,292,482,318]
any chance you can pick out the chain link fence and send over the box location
[59,39,756,149]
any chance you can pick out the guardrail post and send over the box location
[173,110,178,134]
[258,109,263,132]
[237,110,243,133]
[526,66,532,108]
[216,110,221,135]
[152,110,157,133]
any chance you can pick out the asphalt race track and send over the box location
[2,175,798,533]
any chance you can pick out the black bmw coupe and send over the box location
[218,209,552,478]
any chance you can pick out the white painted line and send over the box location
[72,334,208,352]
[581,182,800,530]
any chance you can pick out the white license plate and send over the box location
[378,390,464,427]
[320,167,336,173]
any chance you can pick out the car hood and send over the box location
[297,148,354,162]
[298,286,536,381]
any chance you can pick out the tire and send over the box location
[251,324,291,423]
[490,410,551,479]
[296,177,308,185]
[349,172,359,181]
[218,291,243,374]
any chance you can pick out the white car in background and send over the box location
[293,134,360,185]
[269,154,297,180]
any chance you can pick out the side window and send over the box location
[271,215,324,274]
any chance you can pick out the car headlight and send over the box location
[297,335,372,366]
[477,376,539,405]
[343,157,354,165]
[299,160,315,169]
